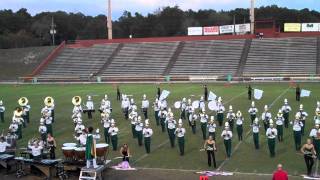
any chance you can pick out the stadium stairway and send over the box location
[235,39,252,77]
[317,37,320,74]
[162,41,185,76]
[243,37,318,76]
[96,43,124,76]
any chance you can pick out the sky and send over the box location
[0,0,319,20]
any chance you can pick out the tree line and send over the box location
[0,5,319,49]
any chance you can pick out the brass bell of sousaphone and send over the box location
[44,96,54,107]
[18,97,28,106]
[14,107,23,117]
[72,96,82,106]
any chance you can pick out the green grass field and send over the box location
[0,82,319,178]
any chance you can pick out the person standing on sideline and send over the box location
[143,119,153,154]
[204,84,208,101]
[301,139,317,176]
[296,84,301,101]
[221,122,232,158]
[248,85,252,100]
[203,135,216,168]
[272,164,288,180]
[116,86,121,101]
[251,118,260,149]
[175,119,186,156]
[266,119,277,157]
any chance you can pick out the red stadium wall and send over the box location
[67,32,320,48]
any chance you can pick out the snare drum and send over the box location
[96,143,109,157]
[62,147,75,159]
[74,147,86,161]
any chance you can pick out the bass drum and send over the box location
[63,143,77,147]
[96,143,109,158]
[74,147,86,161]
[62,147,75,160]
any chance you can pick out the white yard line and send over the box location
[135,167,298,177]
[217,87,291,171]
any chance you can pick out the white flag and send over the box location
[301,89,311,97]
[254,89,263,100]
[208,91,217,101]
[159,90,170,101]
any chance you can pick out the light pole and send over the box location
[107,0,113,39]
[250,0,255,34]
[50,16,56,46]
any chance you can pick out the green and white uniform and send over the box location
[158,109,167,132]
[266,125,277,157]
[275,113,284,142]
[221,123,232,158]
[217,102,225,127]
[108,123,119,151]
[129,111,138,138]
[175,122,186,156]
[296,106,308,136]
[248,102,258,124]
[135,120,144,146]
[236,113,244,141]
[252,119,260,149]
[143,122,153,154]
[102,115,111,144]
[199,111,208,140]
[281,101,291,128]
[165,117,176,148]
[207,119,216,140]
[0,101,5,123]
[292,119,303,151]
[153,99,160,126]
[262,108,272,133]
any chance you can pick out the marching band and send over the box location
[0,87,320,178]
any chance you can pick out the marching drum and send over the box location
[62,147,75,160]
[74,147,86,161]
[63,143,77,147]
[96,143,109,159]
[192,100,200,109]
[174,101,181,109]
[208,100,218,111]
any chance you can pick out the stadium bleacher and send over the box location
[243,37,318,76]
[33,36,320,81]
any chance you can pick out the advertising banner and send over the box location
[203,26,219,35]
[219,25,234,34]
[235,23,251,33]
[284,23,301,32]
[188,27,203,36]
[301,23,320,32]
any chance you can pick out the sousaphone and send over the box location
[72,96,82,106]
[18,97,28,106]
[44,96,54,107]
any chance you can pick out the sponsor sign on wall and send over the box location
[284,23,301,32]
[188,27,203,36]
[235,23,251,33]
[301,23,320,32]
[203,26,219,35]
[219,25,234,34]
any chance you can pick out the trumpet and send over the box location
[18,97,28,106]
[44,96,54,107]
[72,96,82,106]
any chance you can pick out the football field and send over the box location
[0,82,319,179]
